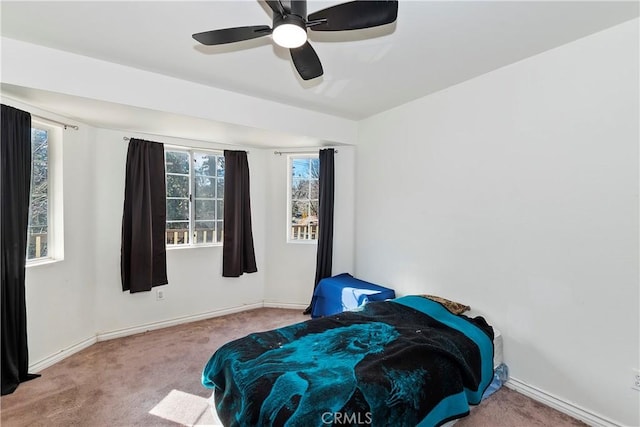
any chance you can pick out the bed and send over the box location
[202,296,496,427]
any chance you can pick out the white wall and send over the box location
[93,129,269,335]
[264,146,356,307]
[356,19,639,426]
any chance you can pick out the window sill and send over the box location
[26,257,63,268]
[167,244,222,251]
[287,240,318,245]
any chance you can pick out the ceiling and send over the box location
[1,1,638,124]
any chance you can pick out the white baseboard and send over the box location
[29,336,97,373]
[506,377,620,427]
[263,301,308,310]
[29,302,265,372]
[27,301,307,374]
[96,302,264,341]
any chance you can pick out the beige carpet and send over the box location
[0,308,586,426]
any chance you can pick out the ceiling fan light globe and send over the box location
[273,24,307,48]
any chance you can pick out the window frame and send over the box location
[165,146,224,249]
[286,154,319,244]
[26,120,63,265]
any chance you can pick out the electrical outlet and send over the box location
[156,289,165,301]
[633,369,640,392]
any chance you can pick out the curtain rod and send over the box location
[123,137,249,153]
[2,96,79,130]
[274,149,339,155]
[32,114,79,130]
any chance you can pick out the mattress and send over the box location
[493,327,503,368]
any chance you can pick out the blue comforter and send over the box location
[202,296,494,427]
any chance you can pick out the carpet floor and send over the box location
[0,307,586,426]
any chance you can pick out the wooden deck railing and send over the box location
[166,229,222,245]
[29,230,221,251]
[168,225,319,244]
[27,233,47,258]
[29,225,318,255]
[291,224,318,240]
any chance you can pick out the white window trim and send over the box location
[165,146,224,249]
[26,120,64,265]
[286,154,319,244]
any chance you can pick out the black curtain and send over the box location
[304,148,335,315]
[1,104,40,395]
[121,138,168,293]
[222,150,257,277]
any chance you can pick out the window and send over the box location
[27,122,62,262]
[165,149,224,246]
[288,155,319,242]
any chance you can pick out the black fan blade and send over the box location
[290,42,323,80]
[265,0,285,16]
[308,0,398,31]
[193,26,272,45]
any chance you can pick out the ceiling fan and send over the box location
[192,0,398,81]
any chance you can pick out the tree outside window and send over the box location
[27,128,48,259]
[289,156,319,241]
